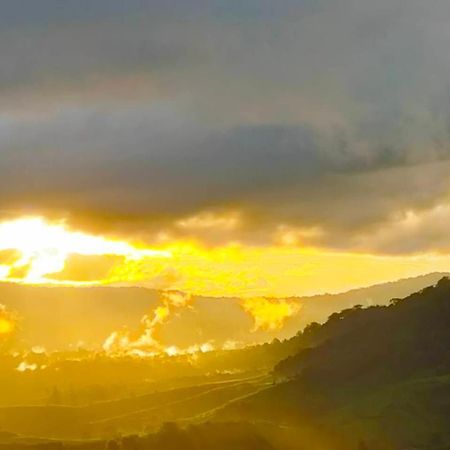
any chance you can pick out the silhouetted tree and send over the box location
[121,435,139,450]
[48,386,62,405]
[358,438,369,450]
[106,440,120,450]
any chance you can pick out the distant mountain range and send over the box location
[0,272,447,351]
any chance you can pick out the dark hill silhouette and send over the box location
[275,277,450,381]
[0,278,449,449]
[216,278,450,449]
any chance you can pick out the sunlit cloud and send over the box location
[0,217,170,284]
[273,225,324,247]
[0,216,450,298]
[176,211,241,231]
[103,291,193,357]
[2,0,450,268]
[241,298,301,332]
[351,203,450,254]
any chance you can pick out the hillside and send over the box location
[0,278,448,449]
[275,277,450,381]
[215,278,450,449]
[0,272,446,351]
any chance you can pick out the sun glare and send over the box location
[0,217,171,284]
[0,317,14,335]
[0,305,16,337]
[1,216,450,297]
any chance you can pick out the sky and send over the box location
[2,0,450,296]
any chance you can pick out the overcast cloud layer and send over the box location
[2,0,450,253]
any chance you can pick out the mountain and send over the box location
[215,278,450,449]
[0,272,447,351]
[275,277,450,381]
[0,277,449,449]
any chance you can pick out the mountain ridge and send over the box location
[0,272,447,351]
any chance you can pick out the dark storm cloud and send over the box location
[2,0,450,252]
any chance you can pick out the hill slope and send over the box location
[0,272,446,350]
[0,278,449,449]
[216,278,450,449]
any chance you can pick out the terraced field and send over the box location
[0,374,271,440]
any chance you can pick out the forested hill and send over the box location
[213,278,450,449]
[0,280,449,449]
[275,277,450,382]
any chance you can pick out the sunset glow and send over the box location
[0,217,170,284]
[1,216,450,298]
[0,305,16,337]
[0,3,449,446]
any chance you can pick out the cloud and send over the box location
[351,202,450,254]
[241,297,301,332]
[47,254,125,282]
[1,0,450,253]
[103,290,193,356]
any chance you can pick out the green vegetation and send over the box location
[217,278,450,449]
[0,277,449,449]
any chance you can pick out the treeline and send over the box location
[275,277,450,382]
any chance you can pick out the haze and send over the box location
[0,2,449,449]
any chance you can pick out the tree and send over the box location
[357,438,369,450]
[106,440,120,450]
[121,435,139,450]
[48,386,62,405]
